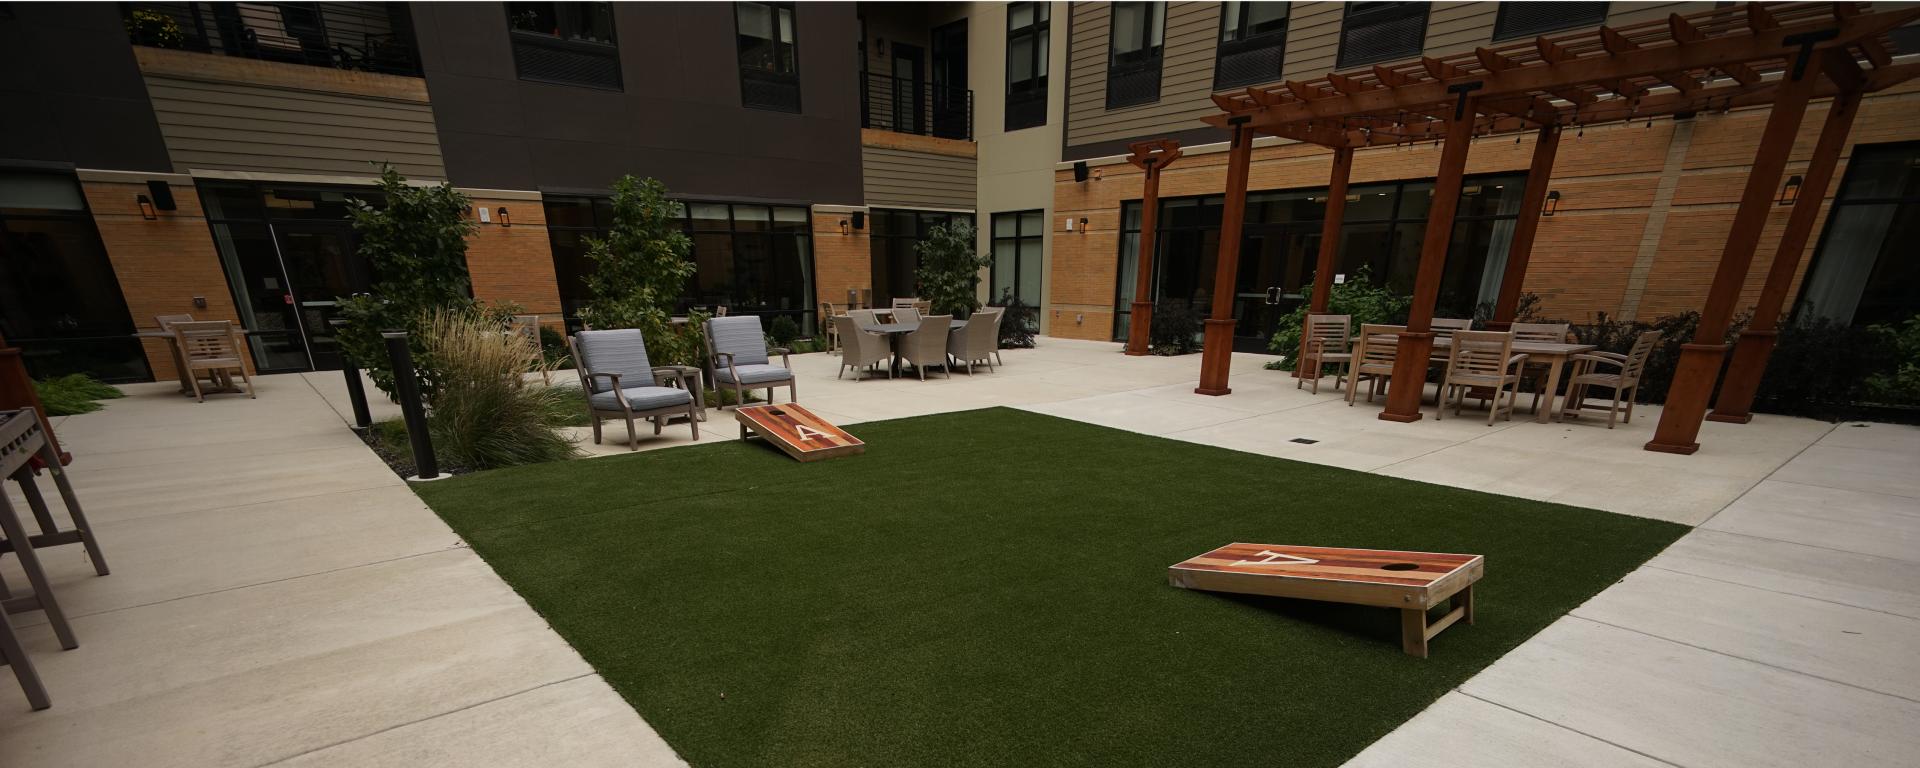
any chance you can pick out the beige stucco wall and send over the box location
[970,1,1070,335]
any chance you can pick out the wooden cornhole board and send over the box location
[1169,543,1483,658]
[734,403,865,462]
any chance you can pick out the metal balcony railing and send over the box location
[121,2,422,76]
[860,72,972,141]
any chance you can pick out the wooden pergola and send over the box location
[1163,2,1919,454]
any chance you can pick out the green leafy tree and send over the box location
[336,166,479,396]
[913,221,992,318]
[577,176,706,365]
[1265,266,1411,371]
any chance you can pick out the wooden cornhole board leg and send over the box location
[1400,584,1475,658]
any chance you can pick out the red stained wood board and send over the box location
[734,403,865,462]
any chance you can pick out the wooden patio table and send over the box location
[1348,335,1593,423]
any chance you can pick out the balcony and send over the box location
[860,72,972,141]
[121,2,422,77]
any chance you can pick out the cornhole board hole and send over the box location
[734,404,864,462]
[1169,543,1483,658]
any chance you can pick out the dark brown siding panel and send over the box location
[0,4,171,171]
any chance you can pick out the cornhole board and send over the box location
[734,403,864,462]
[1169,543,1483,658]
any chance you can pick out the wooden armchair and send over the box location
[1562,330,1660,428]
[1297,313,1352,394]
[171,321,255,402]
[819,302,842,353]
[569,330,701,449]
[704,315,796,407]
[1347,324,1406,406]
[1436,330,1527,425]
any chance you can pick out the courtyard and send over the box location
[3,340,1915,766]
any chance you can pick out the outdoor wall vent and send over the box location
[1073,161,1089,182]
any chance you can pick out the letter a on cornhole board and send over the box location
[734,404,865,462]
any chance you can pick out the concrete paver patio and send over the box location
[2,338,1911,767]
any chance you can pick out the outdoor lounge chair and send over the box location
[836,315,891,380]
[948,309,1000,373]
[1297,313,1352,394]
[704,315,797,407]
[898,314,952,380]
[1436,330,1527,425]
[1561,330,1660,428]
[569,329,701,449]
[171,321,255,402]
[1347,324,1405,406]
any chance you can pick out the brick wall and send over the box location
[1048,82,1920,340]
[811,209,871,312]
[461,193,563,330]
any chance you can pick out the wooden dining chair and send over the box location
[819,302,842,353]
[1436,330,1528,425]
[1347,324,1406,406]
[170,321,255,402]
[153,313,194,330]
[510,315,551,384]
[1297,314,1352,394]
[1561,330,1661,428]
[1511,321,1570,414]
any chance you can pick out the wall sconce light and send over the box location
[497,206,511,227]
[839,219,849,235]
[1092,167,1103,181]
[137,194,158,220]
[1078,217,1089,232]
[1777,174,1803,207]
[1542,190,1562,217]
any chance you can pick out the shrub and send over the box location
[994,294,1039,350]
[1151,299,1204,356]
[1863,315,1920,406]
[420,309,579,470]
[1265,267,1411,371]
[1753,317,1900,418]
[768,315,801,347]
[335,166,478,398]
[33,374,125,416]
[914,221,993,318]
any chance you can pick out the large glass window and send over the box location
[1006,2,1050,131]
[737,1,801,112]
[991,211,1045,314]
[1492,2,1608,41]
[868,209,974,306]
[507,2,621,89]
[1106,1,1165,109]
[1337,2,1428,69]
[0,171,150,382]
[1214,0,1288,89]
[1795,142,1920,327]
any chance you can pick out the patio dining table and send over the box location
[1350,333,1595,423]
[865,319,967,378]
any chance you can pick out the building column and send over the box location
[1296,145,1354,377]
[1709,88,1861,424]
[1380,101,1476,422]
[1647,54,1824,454]
[1126,141,1182,356]
[1488,124,1561,331]
[1195,121,1255,395]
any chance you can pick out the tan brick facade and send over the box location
[1048,83,1920,341]
[811,210,871,312]
[460,192,563,329]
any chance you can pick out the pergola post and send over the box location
[1296,145,1354,378]
[1379,97,1476,423]
[1195,120,1255,396]
[1709,87,1862,424]
[1488,124,1562,331]
[1126,140,1183,356]
[1646,54,1825,454]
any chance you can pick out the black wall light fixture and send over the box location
[1778,174,1803,206]
[1542,190,1562,217]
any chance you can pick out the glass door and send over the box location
[1232,224,1317,352]
[892,43,925,134]
[270,221,369,370]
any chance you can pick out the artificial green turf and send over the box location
[415,407,1685,768]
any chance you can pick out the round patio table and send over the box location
[865,319,967,378]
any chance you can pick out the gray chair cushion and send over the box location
[707,316,769,366]
[589,385,692,412]
[715,363,793,385]
[574,329,654,392]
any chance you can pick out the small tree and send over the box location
[336,166,478,396]
[578,176,705,365]
[913,221,993,318]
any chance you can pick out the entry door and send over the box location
[270,222,370,370]
[929,20,968,139]
[1232,225,1318,352]
[891,43,925,134]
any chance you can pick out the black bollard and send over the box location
[382,331,438,480]
[331,321,372,431]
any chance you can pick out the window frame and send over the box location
[1104,1,1166,109]
[505,2,623,91]
[1213,0,1289,89]
[1334,2,1429,70]
[1004,1,1050,131]
[990,209,1045,309]
[1491,2,1610,42]
[735,0,803,113]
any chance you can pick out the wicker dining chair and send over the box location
[891,298,919,310]
[898,314,953,380]
[1510,321,1571,414]
[171,321,255,402]
[1347,324,1406,406]
[890,306,921,325]
[1561,330,1661,428]
[1436,330,1528,425]
[835,315,891,380]
[1297,313,1353,394]
[948,309,1000,373]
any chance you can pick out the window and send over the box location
[0,171,150,382]
[1106,1,1165,109]
[1214,1,1289,89]
[737,1,801,112]
[869,210,974,305]
[1336,2,1428,69]
[991,211,1044,318]
[1005,2,1050,131]
[508,2,621,89]
[1492,2,1608,41]
[1794,142,1920,327]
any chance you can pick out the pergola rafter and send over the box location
[1176,2,1920,453]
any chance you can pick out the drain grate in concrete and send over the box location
[1289,438,1318,444]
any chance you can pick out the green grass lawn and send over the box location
[416,407,1685,768]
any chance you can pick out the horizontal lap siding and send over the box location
[1066,2,1222,149]
[141,73,445,180]
[862,147,977,210]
